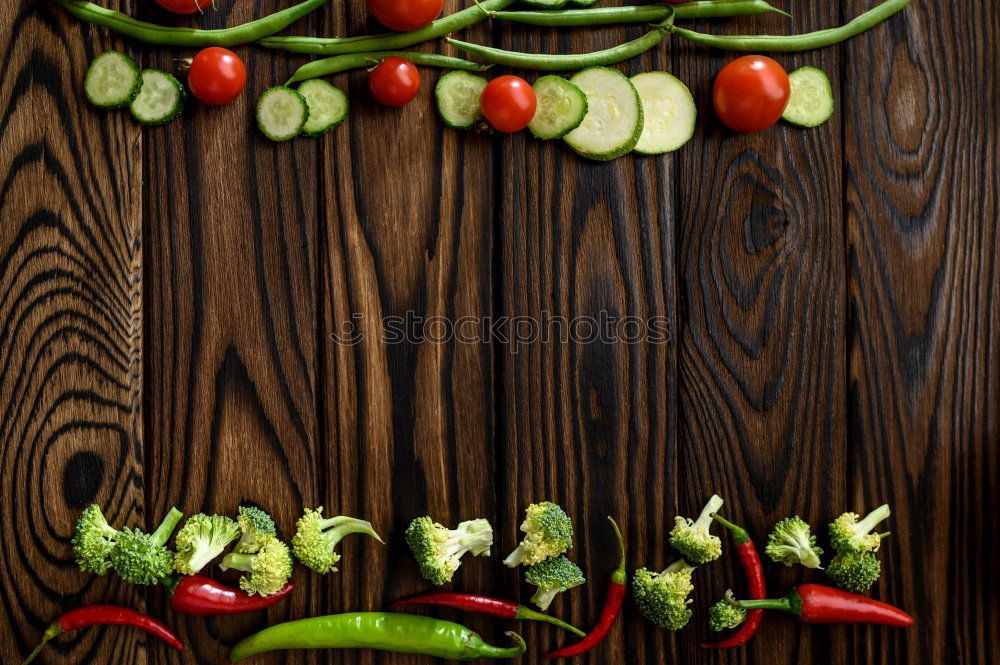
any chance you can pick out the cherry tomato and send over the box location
[154,0,212,15]
[367,0,444,31]
[368,57,421,107]
[187,47,247,106]
[712,55,790,132]
[479,76,537,133]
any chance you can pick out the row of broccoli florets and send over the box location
[72,504,382,596]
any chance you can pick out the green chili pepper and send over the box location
[229,613,527,662]
[669,0,910,51]
[55,0,329,47]
[286,52,487,86]
[492,1,789,27]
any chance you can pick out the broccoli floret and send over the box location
[291,507,383,574]
[173,513,241,575]
[708,590,748,631]
[827,550,882,592]
[632,559,697,630]
[503,501,574,568]
[524,555,585,611]
[219,538,293,596]
[110,507,183,585]
[234,506,277,554]
[669,494,724,565]
[71,504,121,575]
[405,516,493,585]
[828,504,890,554]
[765,516,824,569]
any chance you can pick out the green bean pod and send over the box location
[55,0,329,47]
[287,52,487,85]
[669,0,910,51]
[258,0,518,55]
[492,1,789,27]
[229,613,527,662]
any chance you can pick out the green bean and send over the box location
[286,52,487,85]
[259,0,518,55]
[492,1,789,28]
[55,0,329,47]
[669,0,910,51]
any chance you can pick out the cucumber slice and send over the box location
[528,76,587,140]
[521,0,568,8]
[563,67,643,161]
[85,51,142,109]
[256,86,309,142]
[782,66,834,128]
[298,79,348,137]
[129,69,184,126]
[435,71,488,130]
[630,71,696,155]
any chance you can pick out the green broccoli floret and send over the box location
[503,501,574,568]
[765,516,824,569]
[219,538,293,596]
[632,559,697,629]
[828,504,890,554]
[708,590,748,631]
[173,513,241,575]
[827,550,882,592]
[669,494,724,565]
[291,507,383,574]
[524,555,585,611]
[110,507,183,585]
[405,516,493,585]
[71,504,121,575]
[233,506,277,554]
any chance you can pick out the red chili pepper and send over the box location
[543,516,627,659]
[736,584,914,626]
[22,605,182,664]
[389,593,585,637]
[702,513,766,649]
[163,574,294,615]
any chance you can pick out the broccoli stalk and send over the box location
[632,559,697,629]
[291,507,383,574]
[708,590,749,631]
[669,494,725,564]
[828,504,891,554]
[110,507,183,585]
[219,538,294,596]
[827,550,882,591]
[405,516,494,585]
[233,506,277,554]
[173,514,241,575]
[765,516,824,569]
[524,555,586,611]
[71,504,122,575]
[503,501,574,568]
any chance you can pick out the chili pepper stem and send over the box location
[513,607,586,638]
[711,513,750,546]
[608,516,627,585]
[737,595,798,614]
[476,631,526,658]
[21,624,62,665]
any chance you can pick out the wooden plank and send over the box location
[138,3,324,663]
[494,13,679,664]
[316,2,499,662]
[672,6,848,662]
[842,0,1000,662]
[0,1,145,663]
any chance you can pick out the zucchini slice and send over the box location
[563,67,643,161]
[568,0,601,6]
[528,75,587,140]
[630,71,696,155]
[782,66,834,128]
[129,69,185,126]
[298,79,348,137]
[435,70,488,130]
[256,86,309,142]
[85,51,142,109]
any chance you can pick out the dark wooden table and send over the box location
[2,0,998,663]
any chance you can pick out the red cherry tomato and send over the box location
[187,47,247,106]
[479,76,537,133]
[367,0,444,31]
[712,55,790,132]
[368,57,421,107]
[154,0,212,15]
